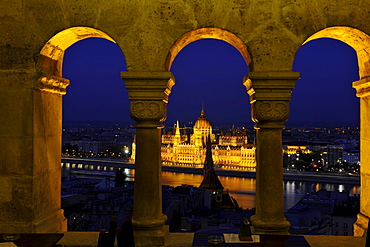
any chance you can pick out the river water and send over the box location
[159,170,360,210]
[62,164,360,211]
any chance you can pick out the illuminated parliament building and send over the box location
[132,108,256,170]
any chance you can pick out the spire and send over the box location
[231,124,236,136]
[175,120,180,136]
[203,134,214,172]
[200,104,205,119]
[200,134,224,191]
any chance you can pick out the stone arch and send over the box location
[303,26,370,80]
[38,27,118,94]
[302,26,370,237]
[165,27,251,71]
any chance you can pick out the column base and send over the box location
[0,209,67,233]
[250,215,290,235]
[354,212,369,237]
[134,224,169,247]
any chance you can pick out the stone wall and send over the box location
[1,0,370,242]
[1,0,370,72]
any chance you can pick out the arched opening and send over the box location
[60,37,128,230]
[165,27,252,126]
[288,37,360,235]
[62,37,128,123]
[162,28,256,214]
[294,26,370,237]
[291,38,359,125]
[33,27,127,232]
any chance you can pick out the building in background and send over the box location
[132,107,256,170]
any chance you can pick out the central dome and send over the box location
[194,107,211,129]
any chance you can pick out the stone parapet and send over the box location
[55,232,366,247]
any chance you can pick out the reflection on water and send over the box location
[161,171,360,211]
[283,180,361,210]
[161,172,257,209]
[62,163,360,211]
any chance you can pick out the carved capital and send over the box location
[353,77,370,98]
[244,71,299,102]
[130,101,165,122]
[121,71,174,102]
[122,71,174,127]
[36,76,70,95]
[244,71,298,128]
[252,100,289,124]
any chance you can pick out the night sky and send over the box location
[62,37,359,127]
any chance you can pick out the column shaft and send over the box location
[0,72,68,232]
[251,127,290,234]
[133,126,166,227]
[353,78,370,236]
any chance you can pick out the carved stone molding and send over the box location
[244,71,299,102]
[353,77,370,98]
[121,71,174,103]
[36,76,70,95]
[132,101,161,120]
[130,101,166,124]
[253,101,289,123]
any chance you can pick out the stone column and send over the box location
[353,77,370,236]
[244,71,299,235]
[0,71,68,232]
[121,71,174,246]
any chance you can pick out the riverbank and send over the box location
[61,157,360,185]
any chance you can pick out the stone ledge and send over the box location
[55,232,194,247]
[56,232,366,247]
[304,235,365,247]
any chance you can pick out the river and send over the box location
[159,170,360,210]
[62,163,360,211]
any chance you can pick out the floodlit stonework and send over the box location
[2,0,370,245]
[132,108,257,169]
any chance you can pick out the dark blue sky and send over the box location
[62,37,359,127]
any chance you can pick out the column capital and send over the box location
[121,71,174,127]
[36,76,70,95]
[121,71,174,102]
[244,71,299,102]
[244,71,299,128]
[353,77,370,98]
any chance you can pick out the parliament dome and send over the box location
[194,118,211,128]
[194,107,211,129]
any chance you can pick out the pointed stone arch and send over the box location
[165,27,251,72]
